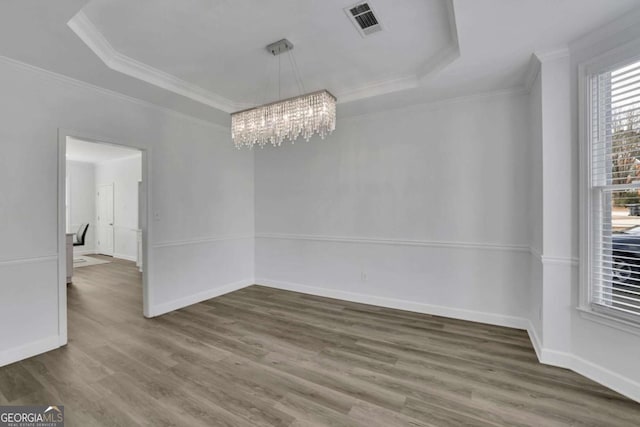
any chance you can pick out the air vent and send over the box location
[345,2,382,37]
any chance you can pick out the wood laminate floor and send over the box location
[1,257,639,426]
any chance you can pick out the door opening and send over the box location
[57,130,152,348]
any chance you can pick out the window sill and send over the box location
[576,306,640,337]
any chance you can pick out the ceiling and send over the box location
[67,137,141,164]
[75,0,458,111]
[0,0,638,126]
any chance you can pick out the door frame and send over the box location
[97,183,115,256]
[57,128,153,347]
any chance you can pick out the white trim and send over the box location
[58,129,154,326]
[530,320,640,402]
[153,235,254,249]
[148,280,253,317]
[577,36,640,312]
[67,11,244,114]
[529,246,542,261]
[417,0,460,80]
[538,348,573,370]
[0,336,61,368]
[541,255,579,266]
[525,47,570,93]
[528,247,578,266]
[0,54,229,132]
[341,86,528,122]
[337,75,418,104]
[256,233,529,253]
[67,7,460,109]
[571,354,640,403]
[524,54,541,92]
[113,253,137,262]
[577,307,640,337]
[0,255,58,266]
[534,47,570,63]
[529,315,640,402]
[57,134,67,347]
[569,7,640,54]
[526,320,543,361]
[578,50,592,310]
[255,279,530,330]
[530,341,640,403]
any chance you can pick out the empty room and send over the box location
[1,1,640,426]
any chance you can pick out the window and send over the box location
[589,58,640,321]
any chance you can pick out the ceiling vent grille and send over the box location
[345,2,382,37]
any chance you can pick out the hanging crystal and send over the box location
[231,90,337,149]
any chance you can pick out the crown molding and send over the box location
[0,54,230,131]
[340,86,528,122]
[418,0,460,80]
[336,74,418,104]
[525,47,569,92]
[534,46,570,63]
[68,11,246,114]
[524,54,541,92]
[569,6,640,54]
[337,0,459,103]
[68,4,460,109]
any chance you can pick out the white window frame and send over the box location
[579,39,640,327]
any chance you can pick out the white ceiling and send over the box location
[0,0,638,125]
[67,137,141,164]
[77,0,458,110]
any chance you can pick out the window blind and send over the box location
[591,59,640,320]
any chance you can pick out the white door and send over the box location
[97,184,114,256]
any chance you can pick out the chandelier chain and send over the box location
[290,50,307,94]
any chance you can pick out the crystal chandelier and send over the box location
[231,39,337,149]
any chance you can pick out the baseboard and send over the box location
[526,320,543,360]
[535,348,640,402]
[528,322,640,402]
[571,355,640,403]
[148,279,253,317]
[539,348,573,370]
[255,278,529,330]
[0,336,61,368]
[113,253,136,262]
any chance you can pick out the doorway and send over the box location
[57,130,152,347]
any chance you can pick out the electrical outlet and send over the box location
[153,211,160,221]
[361,272,367,281]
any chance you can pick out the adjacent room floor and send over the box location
[0,259,639,426]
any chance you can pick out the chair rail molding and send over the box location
[256,233,530,253]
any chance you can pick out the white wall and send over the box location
[67,160,96,254]
[0,56,254,367]
[95,155,141,260]
[255,91,531,327]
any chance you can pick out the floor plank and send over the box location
[1,255,639,426]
